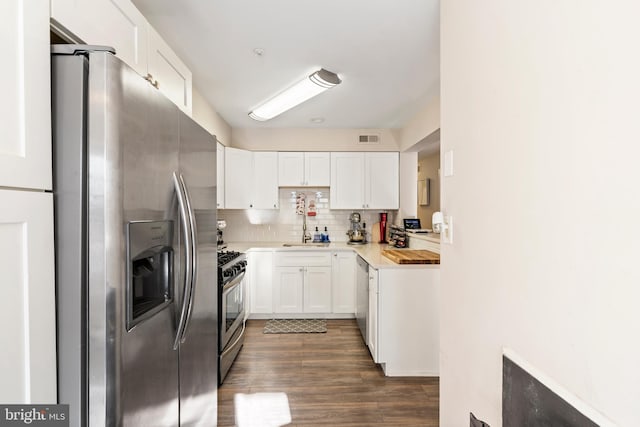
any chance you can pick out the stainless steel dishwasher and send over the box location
[355,255,369,342]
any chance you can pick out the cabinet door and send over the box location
[224,147,252,208]
[330,152,364,209]
[305,152,331,186]
[273,267,304,313]
[216,142,225,208]
[147,24,193,115]
[331,252,356,313]
[304,266,332,313]
[248,251,273,314]
[1,0,51,190]
[365,152,399,209]
[252,152,279,209]
[367,267,379,362]
[0,190,56,403]
[278,152,304,186]
[51,0,149,77]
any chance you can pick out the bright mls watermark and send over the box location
[0,405,68,427]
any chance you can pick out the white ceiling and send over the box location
[132,0,440,129]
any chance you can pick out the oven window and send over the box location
[225,284,243,333]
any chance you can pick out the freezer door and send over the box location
[86,51,181,427]
[177,114,218,426]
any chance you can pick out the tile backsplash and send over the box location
[218,188,397,243]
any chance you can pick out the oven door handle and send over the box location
[220,321,246,358]
[222,270,245,295]
[178,173,198,345]
[172,172,193,350]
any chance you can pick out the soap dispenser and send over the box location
[322,226,330,243]
[313,227,321,243]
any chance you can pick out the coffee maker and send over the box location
[346,212,367,245]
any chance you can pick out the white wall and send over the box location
[398,152,418,224]
[231,128,400,151]
[191,86,232,145]
[399,95,440,152]
[441,2,640,426]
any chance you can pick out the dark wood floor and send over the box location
[217,319,439,427]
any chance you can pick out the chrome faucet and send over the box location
[302,205,312,243]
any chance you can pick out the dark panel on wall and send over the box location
[503,356,599,427]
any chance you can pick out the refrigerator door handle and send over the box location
[173,172,193,350]
[178,173,198,344]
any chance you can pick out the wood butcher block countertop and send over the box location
[381,249,440,264]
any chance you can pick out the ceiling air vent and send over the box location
[358,134,380,145]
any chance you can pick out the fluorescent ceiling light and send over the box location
[249,69,341,121]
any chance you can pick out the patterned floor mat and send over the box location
[263,319,327,334]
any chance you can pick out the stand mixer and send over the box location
[346,212,367,245]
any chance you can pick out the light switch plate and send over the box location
[444,150,454,177]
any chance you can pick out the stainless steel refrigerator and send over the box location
[52,45,218,427]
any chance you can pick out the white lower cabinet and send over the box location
[273,265,331,314]
[247,249,358,318]
[375,267,440,376]
[0,190,56,403]
[273,267,304,313]
[248,251,273,314]
[332,251,356,313]
[303,267,332,313]
[367,267,379,361]
[271,252,332,315]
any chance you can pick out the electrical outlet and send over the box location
[442,215,453,244]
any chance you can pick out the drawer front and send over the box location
[274,252,332,267]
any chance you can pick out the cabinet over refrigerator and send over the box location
[52,45,218,427]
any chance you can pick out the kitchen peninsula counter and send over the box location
[223,241,440,269]
[227,241,440,377]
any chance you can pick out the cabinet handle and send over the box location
[249,204,253,208]
[274,204,277,208]
[145,73,159,89]
[299,268,304,272]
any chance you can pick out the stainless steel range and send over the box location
[218,250,247,384]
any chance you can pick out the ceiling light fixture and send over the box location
[249,69,341,121]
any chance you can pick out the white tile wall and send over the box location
[218,188,397,243]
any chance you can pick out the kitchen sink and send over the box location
[282,243,330,247]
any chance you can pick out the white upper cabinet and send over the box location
[51,0,149,76]
[364,152,399,209]
[305,152,331,186]
[147,24,193,115]
[330,152,365,209]
[278,152,304,186]
[224,148,279,209]
[216,142,225,209]
[51,0,192,114]
[330,152,399,210]
[278,152,330,187]
[252,152,279,209]
[1,0,52,190]
[224,147,252,209]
